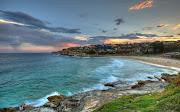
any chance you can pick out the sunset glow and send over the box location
[129,0,153,11]
[0,0,180,53]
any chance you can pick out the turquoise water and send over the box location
[0,53,177,108]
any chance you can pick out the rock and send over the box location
[131,84,142,89]
[131,80,157,89]
[104,83,115,87]
[137,80,146,85]
[47,95,65,103]
[139,80,156,84]
[154,75,165,82]
[147,76,153,79]
[44,103,57,108]
[161,74,173,83]
[0,107,19,112]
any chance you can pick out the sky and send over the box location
[0,0,180,53]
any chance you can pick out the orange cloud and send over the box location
[129,0,153,11]
[171,24,180,30]
[104,36,179,44]
[104,39,154,44]
[142,24,168,30]
[0,19,29,26]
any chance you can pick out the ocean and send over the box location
[0,53,177,108]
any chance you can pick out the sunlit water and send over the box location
[0,53,177,108]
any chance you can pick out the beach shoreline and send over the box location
[104,56,180,72]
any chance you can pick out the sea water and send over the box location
[0,53,177,108]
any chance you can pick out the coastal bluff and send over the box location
[1,73,179,112]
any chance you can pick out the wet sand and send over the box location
[107,56,180,72]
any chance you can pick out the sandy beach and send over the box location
[106,56,180,72]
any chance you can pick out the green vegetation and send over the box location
[94,73,180,112]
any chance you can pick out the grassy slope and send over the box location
[94,74,180,112]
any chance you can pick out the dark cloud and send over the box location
[114,18,124,25]
[0,10,81,34]
[102,30,107,33]
[98,29,107,33]
[0,23,78,47]
[90,35,139,40]
[134,33,158,37]
[113,28,117,30]
[161,35,173,37]
[178,34,180,35]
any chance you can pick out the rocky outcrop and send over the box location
[47,95,66,103]
[147,76,153,79]
[131,80,157,89]
[0,107,19,112]
[104,83,116,87]
[154,75,165,82]
[45,79,168,112]
[161,73,177,83]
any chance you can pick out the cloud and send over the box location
[0,22,175,52]
[98,29,107,33]
[142,24,168,30]
[86,33,160,44]
[129,0,153,11]
[0,22,79,48]
[74,35,89,41]
[102,30,107,33]
[161,35,173,37]
[114,18,124,25]
[171,24,180,30]
[0,10,81,33]
[0,19,29,26]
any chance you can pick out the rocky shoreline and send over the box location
[0,73,177,112]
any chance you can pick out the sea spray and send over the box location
[27,91,60,107]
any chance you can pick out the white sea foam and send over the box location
[27,91,59,107]
[101,75,119,83]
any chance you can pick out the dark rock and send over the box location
[132,80,157,89]
[104,83,115,87]
[131,84,142,89]
[138,80,156,85]
[147,76,153,79]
